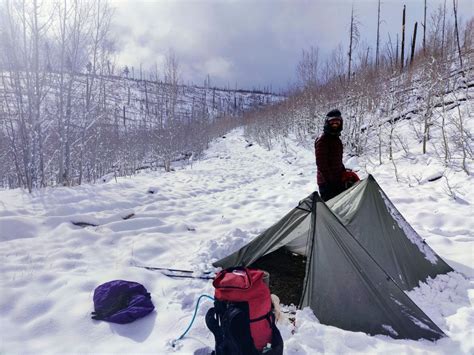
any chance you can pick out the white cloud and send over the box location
[203,57,234,79]
[109,0,473,90]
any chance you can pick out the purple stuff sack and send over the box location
[91,280,155,324]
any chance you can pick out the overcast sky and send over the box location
[110,0,472,92]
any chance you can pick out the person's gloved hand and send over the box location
[342,170,360,189]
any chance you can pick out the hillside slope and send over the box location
[0,71,284,189]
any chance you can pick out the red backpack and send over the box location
[206,267,283,355]
[342,170,360,189]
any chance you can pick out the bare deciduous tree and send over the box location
[452,0,463,68]
[297,46,320,89]
[401,5,406,71]
[375,0,381,68]
[347,5,360,82]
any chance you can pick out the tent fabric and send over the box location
[301,199,444,340]
[214,196,313,267]
[326,174,453,290]
[213,183,448,340]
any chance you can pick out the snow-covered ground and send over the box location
[0,127,473,354]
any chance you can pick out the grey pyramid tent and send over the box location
[326,174,453,290]
[213,188,447,341]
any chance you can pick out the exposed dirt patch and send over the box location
[250,247,306,306]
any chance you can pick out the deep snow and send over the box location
[0,127,473,354]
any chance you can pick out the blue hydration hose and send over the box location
[172,294,215,347]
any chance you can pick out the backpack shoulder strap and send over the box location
[206,302,260,355]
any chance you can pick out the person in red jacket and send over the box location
[315,109,346,201]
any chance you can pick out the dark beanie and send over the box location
[326,109,342,118]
